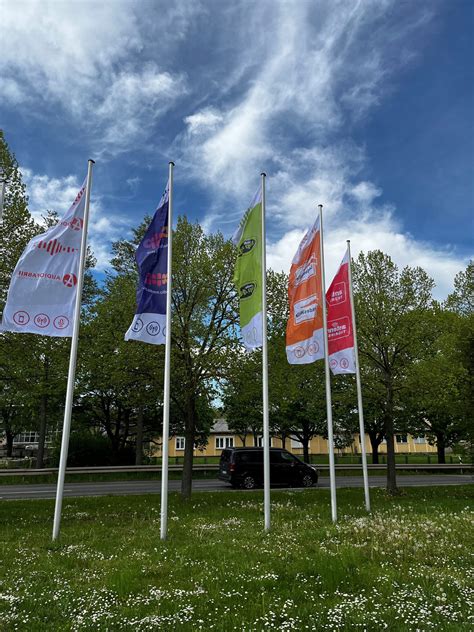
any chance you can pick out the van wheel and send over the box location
[242,475,256,490]
[301,474,314,488]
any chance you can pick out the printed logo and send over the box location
[18,270,62,281]
[37,239,78,256]
[145,272,167,287]
[34,313,50,328]
[72,187,85,207]
[144,227,168,249]
[146,322,160,336]
[328,282,346,305]
[330,358,338,369]
[240,282,256,300]
[239,238,256,255]
[340,357,350,370]
[62,273,78,288]
[132,318,144,332]
[61,217,84,231]
[294,347,305,359]
[294,294,318,325]
[327,317,350,340]
[308,342,320,356]
[53,316,69,330]
[294,255,317,287]
[13,310,30,326]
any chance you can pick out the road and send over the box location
[0,474,472,500]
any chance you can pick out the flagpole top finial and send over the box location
[169,161,175,166]
[347,239,351,245]
[261,172,266,177]
[88,159,96,165]
[318,203,323,210]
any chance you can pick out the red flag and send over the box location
[326,248,356,374]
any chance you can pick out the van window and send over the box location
[220,449,232,463]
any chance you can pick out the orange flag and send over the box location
[286,217,325,364]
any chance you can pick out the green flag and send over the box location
[233,187,263,350]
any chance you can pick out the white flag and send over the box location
[0,179,87,337]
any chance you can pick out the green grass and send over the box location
[0,486,473,630]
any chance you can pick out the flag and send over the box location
[0,179,87,337]
[125,181,169,345]
[233,186,263,350]
[326,248,356,374]
[286,217,325,364]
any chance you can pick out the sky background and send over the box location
[1,0,473,299]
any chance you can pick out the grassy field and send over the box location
[0,486,473,631]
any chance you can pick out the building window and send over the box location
[256,436,273,447]
[215,436,234,450]
[396,434,408,444]
[414,436,426,444]
[14,431,40,444]
[290,437,303,449]
[175,436,185,451]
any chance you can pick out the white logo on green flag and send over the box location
[233,187,262,350]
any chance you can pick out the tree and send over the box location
[352,250,436,494]
[406,310,469,462]
[171,217,239,498]
[0,130,41,455]
[223,350,263,446]
[77,272,164,463]
[109,215,239,495]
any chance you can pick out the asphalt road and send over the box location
[0,475,472,500]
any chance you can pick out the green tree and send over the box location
[0,130,41,455]
[352,250,436,494]
[171,217,239,498]
[406,310,469,462]
[77,272,164,463]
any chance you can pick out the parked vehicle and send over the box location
[218,447,318,489]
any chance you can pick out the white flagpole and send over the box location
[346,240,370,512]
[52,159,95,541]
[261,172,271,531]
[0,171,6,222]
[319,204,337,523]
[160,161,174,540]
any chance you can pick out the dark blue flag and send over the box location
[125,181,169,344]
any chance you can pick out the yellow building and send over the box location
[153,419,437,459]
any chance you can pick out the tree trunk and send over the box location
[6,431,14,458]
[368,431,380,464]
[382,377,398,494]
[302,437,310,463]
[281,434,286,450]
[36,393,48,468]
[436,434,446,464]
[36,357,49,468]
[181,397,196,499]
[135,407,144,466]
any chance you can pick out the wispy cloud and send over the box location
[0,1,190,157]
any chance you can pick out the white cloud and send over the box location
[0,1,189,156]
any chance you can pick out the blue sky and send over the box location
[1,0,472,298]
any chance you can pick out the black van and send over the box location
[218,447,318,489]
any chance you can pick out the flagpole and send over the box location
[261,172,270,531]
[346,240,370,512]
[160,162,174,540]
[319,204,337,523]
[52,159,94,541]
[0,170,6,222]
